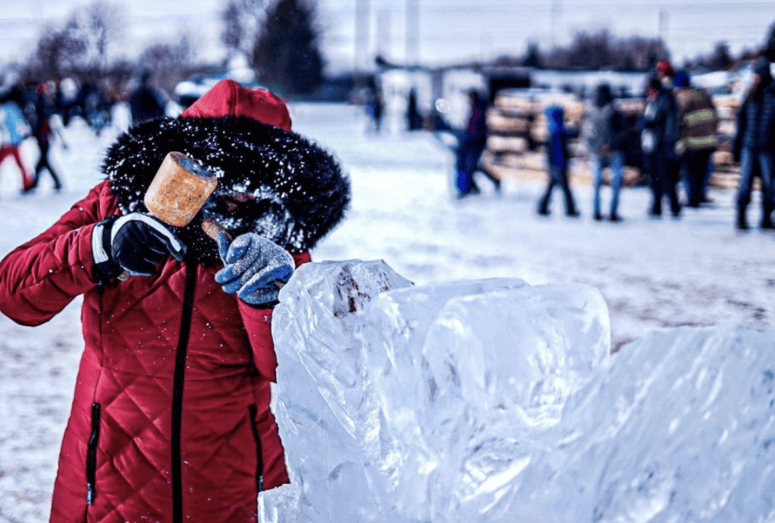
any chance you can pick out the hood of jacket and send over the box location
[102,113,350,265]
[545,106,565,134]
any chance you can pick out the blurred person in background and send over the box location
[81,82,113,136]
[364,87,384,133]
[54,79,75,127]
[455,89,499,197]
[732,56,775,230]
[537,105,579,217]
[673,70,719,208]
[640,75,681,218]
[30,82,67,192]
[406,87,423,131]
[129,69,167,125]
[656,60,675,88]
[583,83,629,222]
[0,84,35,193]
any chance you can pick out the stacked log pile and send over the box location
[481,89,743,190]
[710,94,743,189]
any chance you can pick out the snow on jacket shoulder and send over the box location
[0,181,115,326]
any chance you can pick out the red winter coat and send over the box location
[0,80,349,523]
[0,180,308,522]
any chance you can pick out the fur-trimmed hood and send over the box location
[103,115,350,265]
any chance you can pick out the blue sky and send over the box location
[1,0,774,71]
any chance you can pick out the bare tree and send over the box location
[522,42,542,69]
[82,2,123,74]
[221,1,245,60]
[765,20,775,61]
[685,41,735,71]
[708,42,733,70]
[138,35,197,95]
[568,30,614,70]
[535,32,668,72]
[28,18,87,81]
[219,0,267,61]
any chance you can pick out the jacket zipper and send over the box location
[86,402,101,505]
[249,404,265,493]
[172,263,197,523]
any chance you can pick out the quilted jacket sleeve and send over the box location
[0,181,114,326]
[238,251,312,382]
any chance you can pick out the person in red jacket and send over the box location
[0,79,349,523]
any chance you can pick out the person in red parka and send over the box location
[0,79,349,523]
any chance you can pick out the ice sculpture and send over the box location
[264,259,611,522]
[264,259,775,522]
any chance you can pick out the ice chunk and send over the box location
[502,325,775,522]
[264,260,611,522]
[268,260,413,522]
[384,282,610,521]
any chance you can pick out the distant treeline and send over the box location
[500,24,775,73]
[3,0,326,100]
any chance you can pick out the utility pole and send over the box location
[355,0,370,74]
[658,8,669,44]
[480,31,493,63]
[551,0,563,49]
[377,9,391,59]
[406,0,420,66]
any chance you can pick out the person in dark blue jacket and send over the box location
[455,89,496,197]
[537,105,579,217]
[640,75,682,218]
[733,56,775,230]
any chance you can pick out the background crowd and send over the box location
[445,54,775,232]
[440,56,775,230]
[0,70,167,195]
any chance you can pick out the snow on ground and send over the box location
[0,103,772,521]
[292,104,774,350]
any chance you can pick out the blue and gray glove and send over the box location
[215,232,294,306]
[92,213,186,280]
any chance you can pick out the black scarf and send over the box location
[102,116,350,265]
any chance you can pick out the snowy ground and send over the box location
[0,103,773,521]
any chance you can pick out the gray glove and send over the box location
[214,232,294,306]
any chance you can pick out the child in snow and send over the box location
[537,105,579,217]
[0,86,35,192]
[0,80,349,523]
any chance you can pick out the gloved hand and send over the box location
[92,213,186,279]
[214,232,294,306]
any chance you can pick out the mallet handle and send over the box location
[202,218,232,242]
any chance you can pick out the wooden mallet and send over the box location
[117,151,230,281]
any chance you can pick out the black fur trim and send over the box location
[102,116,350,265]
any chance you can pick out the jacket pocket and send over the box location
[86,402,101,505]
[249,404,264,493]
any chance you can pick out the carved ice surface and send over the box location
[266,260,414,522]
[507,326,775,522]
[262,260,775,522]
